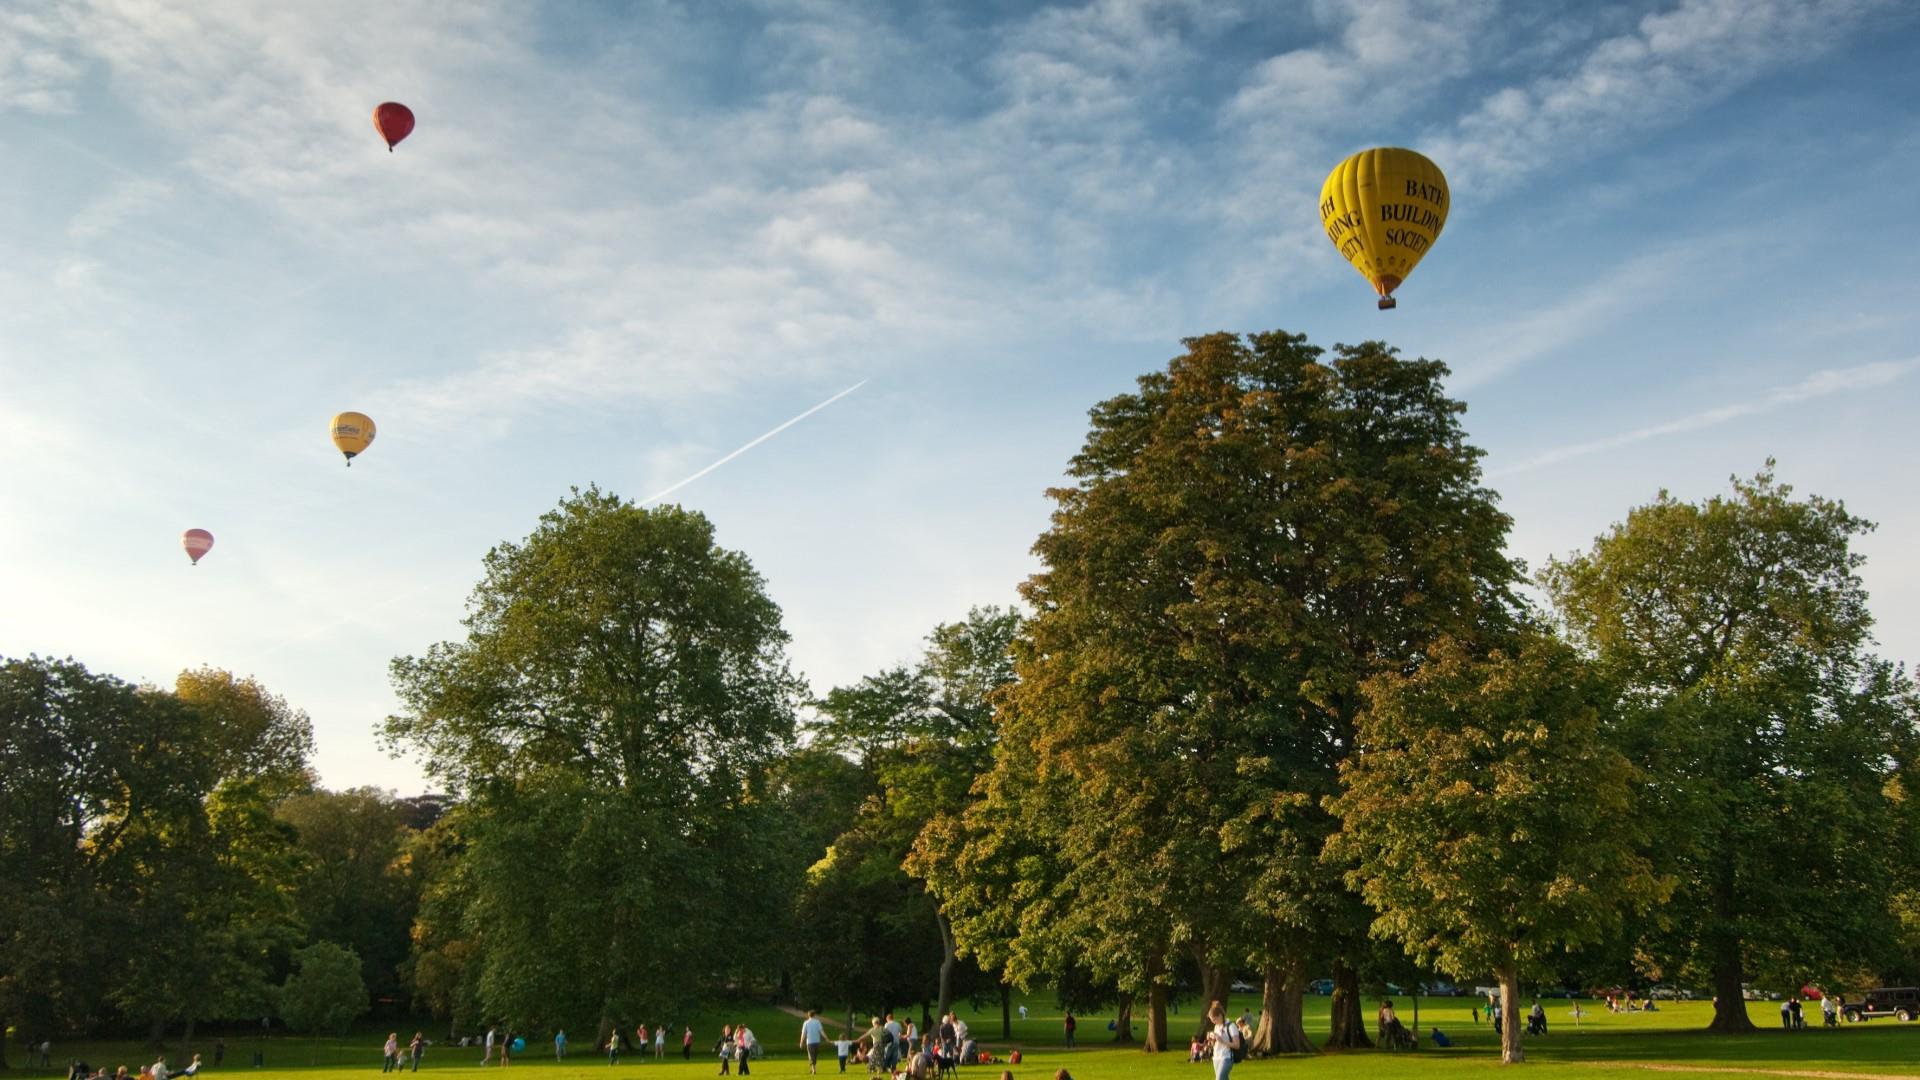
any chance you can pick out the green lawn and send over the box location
[17,993,1919,1079]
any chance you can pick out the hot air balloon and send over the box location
[330,412,376,466]
[372,102,415,152]
[1319,147,1449,309]
[182,529,214,566]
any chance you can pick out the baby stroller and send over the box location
[1526,1011,1547,1037]
[1383,1018,1415,1050]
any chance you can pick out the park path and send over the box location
[1589,1062,1920,1080]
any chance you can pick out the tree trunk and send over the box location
[1111,995,1135,1045]
[182,1016,198,1053]
[1190,944,1231,1013]
[148,1016,168,1050]
[1411,992,1419,1051]
[935,911,957,1024]
[1498,965,1523,1064]
[0,1015,11,1069]
[1000,984,1011,1039]
[1324,964,1372,1049]
[1251,961,1313,1055]
[1144,982,1169,1052]
[1708,938,1756,1033]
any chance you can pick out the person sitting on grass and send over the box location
[1430,1028,1452,1048]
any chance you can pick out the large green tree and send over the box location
[1329,633,1666,1064]
[385,488,801,1034]
[277,788,421,1002]
[1545,467,1917,1032]
[803,607,1020,1026]
[940,331,1520,1052]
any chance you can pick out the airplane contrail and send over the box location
[255,381,868,658]
[641,379,869,505]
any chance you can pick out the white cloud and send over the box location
[67,177,173,240]
[1430,0,1892,192]
[0,9,82,113]
[1492,355,1920,477]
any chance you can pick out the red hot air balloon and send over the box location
[372,102,415,152]
[182,529,214,566]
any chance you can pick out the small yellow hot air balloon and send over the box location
[330,411,376,466]
[1319,147,1449,309]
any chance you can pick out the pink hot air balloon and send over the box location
[182,529,214,566]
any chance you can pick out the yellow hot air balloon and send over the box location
[330,411,376,466]
[1319,147,1449,309]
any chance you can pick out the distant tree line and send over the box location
[7,330,1918,1068]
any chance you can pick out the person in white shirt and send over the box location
[150,1058,170,1080]
[800,1011,826,1074]
[1017,1005,1028,1022]
[1205,1001,1240,1080]
[832,1036,853,1074]
[656,1027,666,1058]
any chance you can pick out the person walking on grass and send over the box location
[410,1033,425,1073]
[801,1010,826,1075]
[833,1033,853,1074]
[1205,1001,1240,1080]
[609,1031,622,1067]
[384,1033,401,1073]
[483,1027,497,1066]
[717,1025,734,1076]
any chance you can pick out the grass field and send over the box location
[17,991,1919,1080]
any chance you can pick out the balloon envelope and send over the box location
[512,1040,525,1053]
[330,412,376,465]
[1319,147,1449,309]
[182,529,214,565]
[372,102,415,151]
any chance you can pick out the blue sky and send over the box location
[3,0,1917,792]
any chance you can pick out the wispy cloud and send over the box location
[1492,356,1920,477]
[0,8,81,113]
[1430,0,1893,192]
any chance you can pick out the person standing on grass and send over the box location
[656,1026,666,1059]
[483,1027,497,1066]
[1205,1001,1240,1080]
[637,1024,648,1061]
[1062,1012,1075,1049]
[384,1033,401,1073]
[801,1009,826,1074]
[557,1030,569,1061]
[1780,999,1791,1030]
[609,1030,622,1066]
[1823,995,1838,1027]
[410,1033,425,1073]
[833,1033,852,1074]
[735,1022,754,1075]
[684,1027,694,1060]
[717,1024,734,1076]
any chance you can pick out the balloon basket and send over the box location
[1377,297,1397,310]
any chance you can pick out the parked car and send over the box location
[1420,981,1461,997]
[1307,979,1334,996]
[1229,980,1257,993]
[1841,987,1920,1022]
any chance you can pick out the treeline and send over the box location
[7,331,1920,1067]
[0,664,444,1061]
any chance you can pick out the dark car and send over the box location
[1841,987,1920,1022]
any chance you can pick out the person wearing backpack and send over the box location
[1206,1001,1241,1080]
